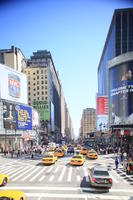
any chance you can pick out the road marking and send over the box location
[0,166,15,173]
[54,166,59,173]
[83,167,89,182]
[22,167,40,181]
[12,166,35,181]
[49,175,54,182]
[46,166,54,173]
[58,166,66,182]
[39,175,46,182]
[113,170,128,184]
[77,175,80,182]
[109,171,118,183]
[9,166,28,178]
[67,167,72,182]
[29,167,46,182]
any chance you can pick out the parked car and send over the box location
[89,166,112,189]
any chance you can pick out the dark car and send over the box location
[67,146,74,154]
[89,166,112,189]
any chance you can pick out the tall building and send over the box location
[98,8,133,146]
[24,50,61,143]
[0,46,26,72]
[80,108,96,138]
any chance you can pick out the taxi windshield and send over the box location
[44,155,53,158]
[73,156,82,159]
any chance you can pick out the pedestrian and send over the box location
[115,157,119,169]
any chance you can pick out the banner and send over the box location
[109,61,133,125]
[32,101,50,121]
[16,105,32,130]
[0,64,27,104]
[3,102,17,129]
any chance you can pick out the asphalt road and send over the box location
[0,153,133,200]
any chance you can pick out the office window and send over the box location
[37,86,39,90]
[45,81,47,84]
[37,81,39,84]
[41,86,44,89]
[33,88,36,91]
[28,97,31,101]
[42,97,44,100]
[28,92,30,95]
[41,70,43,74]
[33,83,35,86]
[37,97,40,100]
[37,70,39,74]
[41,81,44,84]
[28,87,30,90]
[45,91,47,95]
[42,91,44,95]
[34,94,36,96]
[41,76,44,79]
[33,73,35,75]
[45,86,47,89]
[33,78,35,80]
[28,81,30,84]
[45,96,48,100]
[37,76,39,79]
[37,92,39,95]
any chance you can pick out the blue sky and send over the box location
[0,0,132,137]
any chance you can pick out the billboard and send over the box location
[3,102,32,130]
[32,108,39,127]
[0,64,28,104]
[16,105,32,130]
[32,101,50,121]
[3,102,17,129]
[109,61,133,125]
[97,96,108,131]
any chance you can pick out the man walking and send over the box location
[115,157,119,169]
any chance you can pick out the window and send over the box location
[41,70,43,74]
[28,92,30,95]
[28,81,30,84]
[33,73,35,75]
[45,96,48,100]
[41,81,44,84]
[37,76,39,79]
[37,97,40,100]
[45,91,47,95]
[28,97,31,101]
[37,70,39,74]
[41,86,44,89]
[45,86,47,89]
[33,83,35,86]
[45,76,47,79]
[28,87,30,90]
[33,78,35,80]
[45,81,47,84]
[37,81,39,84]
[37,92,39,95]
[33,88,36,91]
[42,91,44,95]
[37,86,39,90]
[42,97,44,100]
[34,94,36,96]
[41,76,43,79]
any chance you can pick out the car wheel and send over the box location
[2,177,7,186]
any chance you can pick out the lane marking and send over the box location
[83,167,89,182]
[58,166,66,182]
[54,166,59,173]
[49,175,54,182]
[67,167,72,182]
[12,166,35,181]
[109,171,118,183]
[29,167,46,182]
[9,166,29,178]
[39,175,45,182]
[22,167,40,181]
[77,175,80,182]
[46,166,54,173]
[113,170,128,184]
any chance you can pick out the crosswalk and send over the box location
[0,162,130,185]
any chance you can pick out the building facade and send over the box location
[0,46,26,73]
[80,108,96,138]
[24,50,61,143]
[98,8,133,148]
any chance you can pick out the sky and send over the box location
[0,0,133,138]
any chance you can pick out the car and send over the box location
[70,154,85,166]
[87,150,98,159]
[76,145,82,150]
[0,190,25,200]
[54,149,64,157]
[67,147,74,154]
[89,166,112,189]
[80,148,88,155]
[42,154,57,164]
[0,174,9,186]
[48,147,55,152]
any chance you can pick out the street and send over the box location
[0,154,133,200]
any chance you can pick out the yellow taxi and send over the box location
[70,154,85,166]
[0,174,9,186]
[76,145,82,150]
[0,190,25,199]
[54,149,64,157]
[48,147,55,152]
[80,148,88,155]
[87,150,98,159]
[42,153,57,164]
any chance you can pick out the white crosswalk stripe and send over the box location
[77,175,80,182]
[39,175,46,182]
[22,167,41,181]
[67,167,72,182]
[49,175,54,182]
[9,166,29,179]
[29,167,47,182]
[58,166,66,182]
[12,166,35,181]
[54,166,59,173]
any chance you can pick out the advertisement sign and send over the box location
[32,109,39,127]
[109,61,133,125]
[16,105,32,130]
[32,101,50,121]
[3,102,17,129]
[97,96,108,131]
[0,64,27,104]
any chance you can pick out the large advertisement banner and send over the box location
[109,61,133,125]
[3,102,32,130]
[0,64,28,104]
[32,108,39,127]
[3,102,17,129]
[97,96,108,131]
[32,101,50,121]
[16,105,32,130]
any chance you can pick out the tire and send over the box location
[2,177,7,186]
